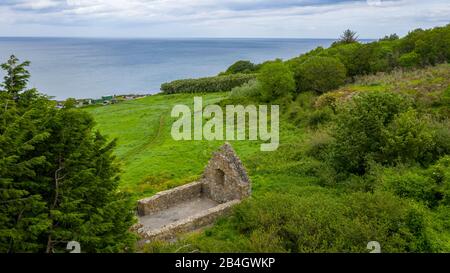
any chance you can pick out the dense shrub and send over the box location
[397,25,450,66]
[258,61,295,101]
[381,110,435,165]
[381,168,439,207]
[399,52,421,68]
[292,56,346,94]
[322,43,362,77]
[434,121,450,154]
[329,90,450,175]
[329,91,410,174]
[341,191,432,252]
[233,190,433,252]
[160,73,256,94]
[286,25,450,82]
[224,60,257,74]
[305,132,333,160]
[285,92,333,127]
[229,79,261,101]
[380,156,450,208]
[429,156,450,206]
[306,108,334,128]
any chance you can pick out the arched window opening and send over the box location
[214,169,225,186]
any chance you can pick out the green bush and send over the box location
[225,60,257,74]
[399,52,421,68]
[329,42,396,76]
[380,156,450,208]
[429,156,450,206]
[160,73,256,94]
[397,25,450,66]
[285,92,334,128]
[229,79,261,101]
[330,89,450,176]
[307,108,334,128]
[342,191,432,252]
[233,190,433,252]
[286,25,450,82]
[381,110,435,165]
[293,56,347,94]
[305,132,333,160]
[329,91,410,174]
[433,121,450,156]
[322,43,362,77]
[381,167,438,207]
[258,61,295,101]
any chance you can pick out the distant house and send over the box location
[102,96,114,101]
[63,94,151,107]
[101,96,115,105]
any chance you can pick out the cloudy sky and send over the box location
[0,0,449,38]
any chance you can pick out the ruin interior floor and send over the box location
[138,197,219,231]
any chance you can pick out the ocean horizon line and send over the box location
[0,36,377,41]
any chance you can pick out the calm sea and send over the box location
[0,37,335,100]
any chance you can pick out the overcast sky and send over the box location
[0,0,449,38]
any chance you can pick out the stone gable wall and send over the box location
[201,144,251,203]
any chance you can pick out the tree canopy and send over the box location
[0,55,136,253]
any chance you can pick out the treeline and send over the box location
[160,73,256,94]
[163,24,450,97]
[287,24,450,89]
[237,24,450,100]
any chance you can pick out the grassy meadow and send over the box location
[85,92,266,200]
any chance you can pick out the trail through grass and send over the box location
[85,93,264,199]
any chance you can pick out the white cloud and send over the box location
[15,0,61,10]
[0,0,448,37]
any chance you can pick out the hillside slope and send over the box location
[85,93,265,199]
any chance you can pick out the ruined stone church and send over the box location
[133,143,251,241]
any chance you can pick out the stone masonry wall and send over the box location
[135,200,241,241]
[137,181,202,216]
[201,143,251,203]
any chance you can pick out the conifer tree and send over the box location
[0,56,136,253]
[1,55,30,101]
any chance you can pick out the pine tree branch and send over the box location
[0,196,33,204]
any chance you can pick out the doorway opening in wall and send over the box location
[215,169,225,186]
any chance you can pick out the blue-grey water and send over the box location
[0,37,335,100]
